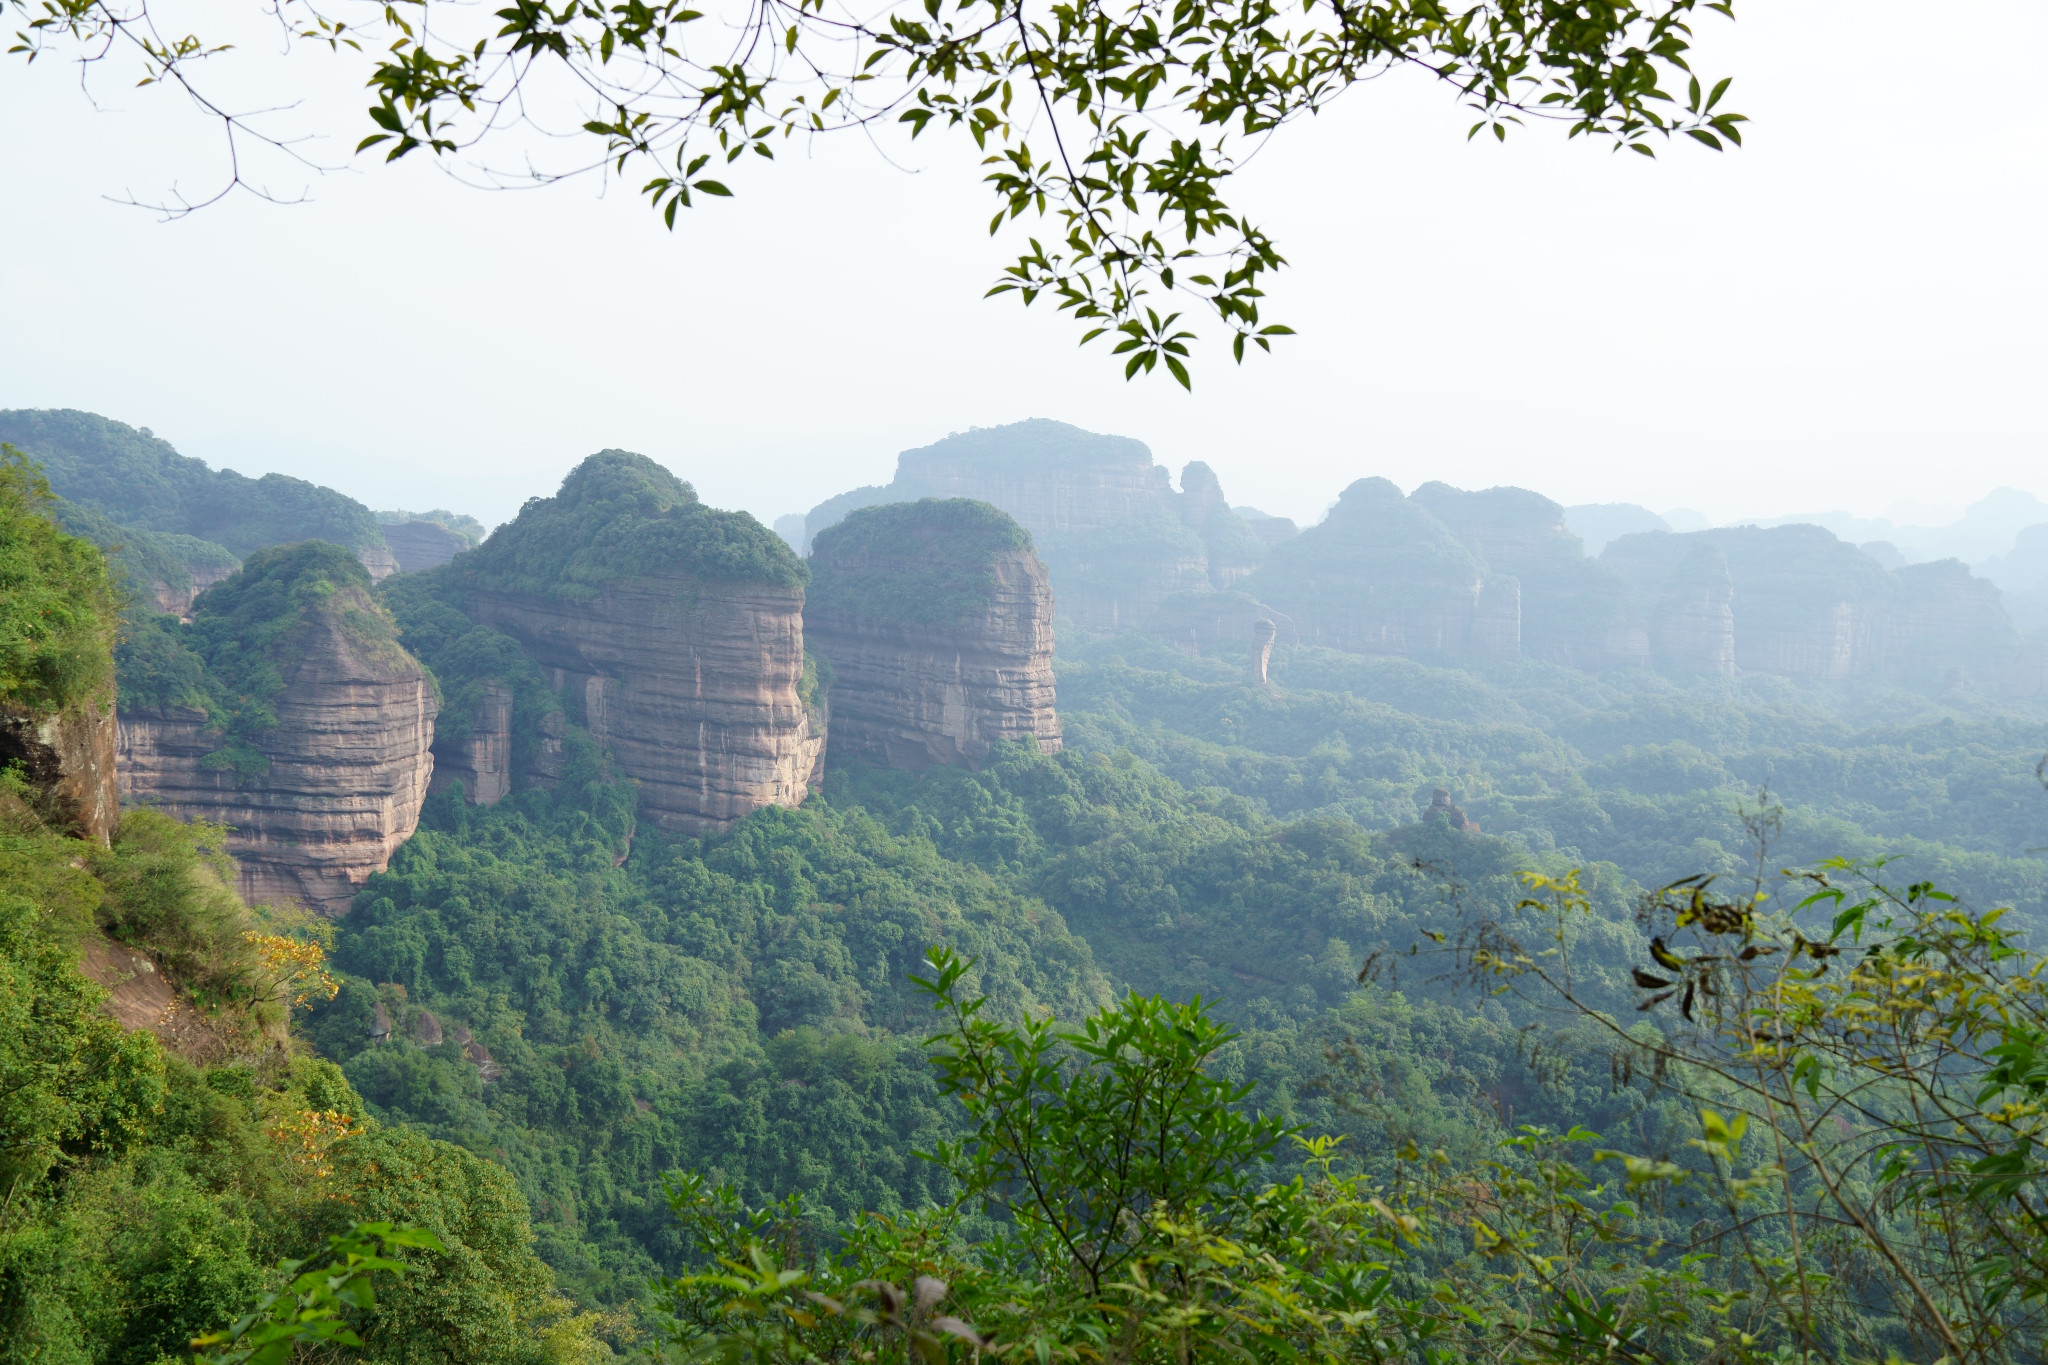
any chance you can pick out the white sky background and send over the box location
[1,1,2042,534]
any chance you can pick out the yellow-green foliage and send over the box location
[0,445,119,713]
[0,788,593,1363]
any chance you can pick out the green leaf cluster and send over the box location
[0,445,119,714]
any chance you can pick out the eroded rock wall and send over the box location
[0,690,119,844]
[117,609,437,915]
[466,570,823,831]
[805,500,1060,771]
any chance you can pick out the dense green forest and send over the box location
[9,428,2048,1361]
[0,457,606,1363]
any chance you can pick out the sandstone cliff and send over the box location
[800,420,1278,634]
[805,499,1061,771]
[0,694,119,843]
[452,450,823,833]
[383,519,473,574]
[115,542,437,915]
[1244,478,1520,661]
[1601,524,2028,689]
[1,451,124,843]
[1411,481,1647,671]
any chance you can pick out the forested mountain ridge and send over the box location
[0,409,400,581]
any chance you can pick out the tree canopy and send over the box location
[9,0,1742,383]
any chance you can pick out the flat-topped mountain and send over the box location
[450,450,824,832]
[801,419,1293,633]
[115,541,437,913]
[805,499,1060,770]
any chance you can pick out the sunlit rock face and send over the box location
[454,450,824,834]
[117,590,437,916]
[1244,478,1521,661]
[804,499,1060,772]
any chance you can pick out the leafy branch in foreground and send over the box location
[8,0,1743,383]
[1448,832,2048,1363]
[190,1221,447,1365]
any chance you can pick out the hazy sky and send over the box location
[2,2,2042,534]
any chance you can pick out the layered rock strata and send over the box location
[383,519,472,573]
[805,499,1060,771]
[117,596,437,915]
[1602,524,2029,688]
[428,680,513,804]
[0,691,119,844]
[454,451,823,833]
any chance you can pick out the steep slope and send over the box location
[805,499,1061,770]
[1411,481,1647,671]
[450,450,824,833]
[1245,477,1520,661]
[115,542,438,914]
[0,408,396,578]
[0,449,121,843]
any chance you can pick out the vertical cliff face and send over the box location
[1,450,124,844]
[1601,525,2028,688]
[805,499,1060,772]
[1245,478,1518,660]
[114,543,437,914]
[1411,481,1647,671]
[451,450,822,833]
[1653,543,1737,676]
[428,680,513,803]
[800,421,1284,634]
[382,520,473,574]
[0,695,119,843]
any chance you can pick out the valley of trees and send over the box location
[4,414,2048,1363]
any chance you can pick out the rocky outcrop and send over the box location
[0,691,119,844]
[1602,524,2030,689]
[118,612,436,916]
[801,421,1284,634]
[115,543,437,915]
[1245,478,1520,661]
[1250,618,1277,686]
[428,680,512,804]
[1411,482,1647,671]
[1424,787,1479,832]
[805,499,1060,771]
[453,451,823,834]
[1653,543,1737,676]
[383,520,472,574]
[1153,590,1298,658]
[153,562,239,621]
